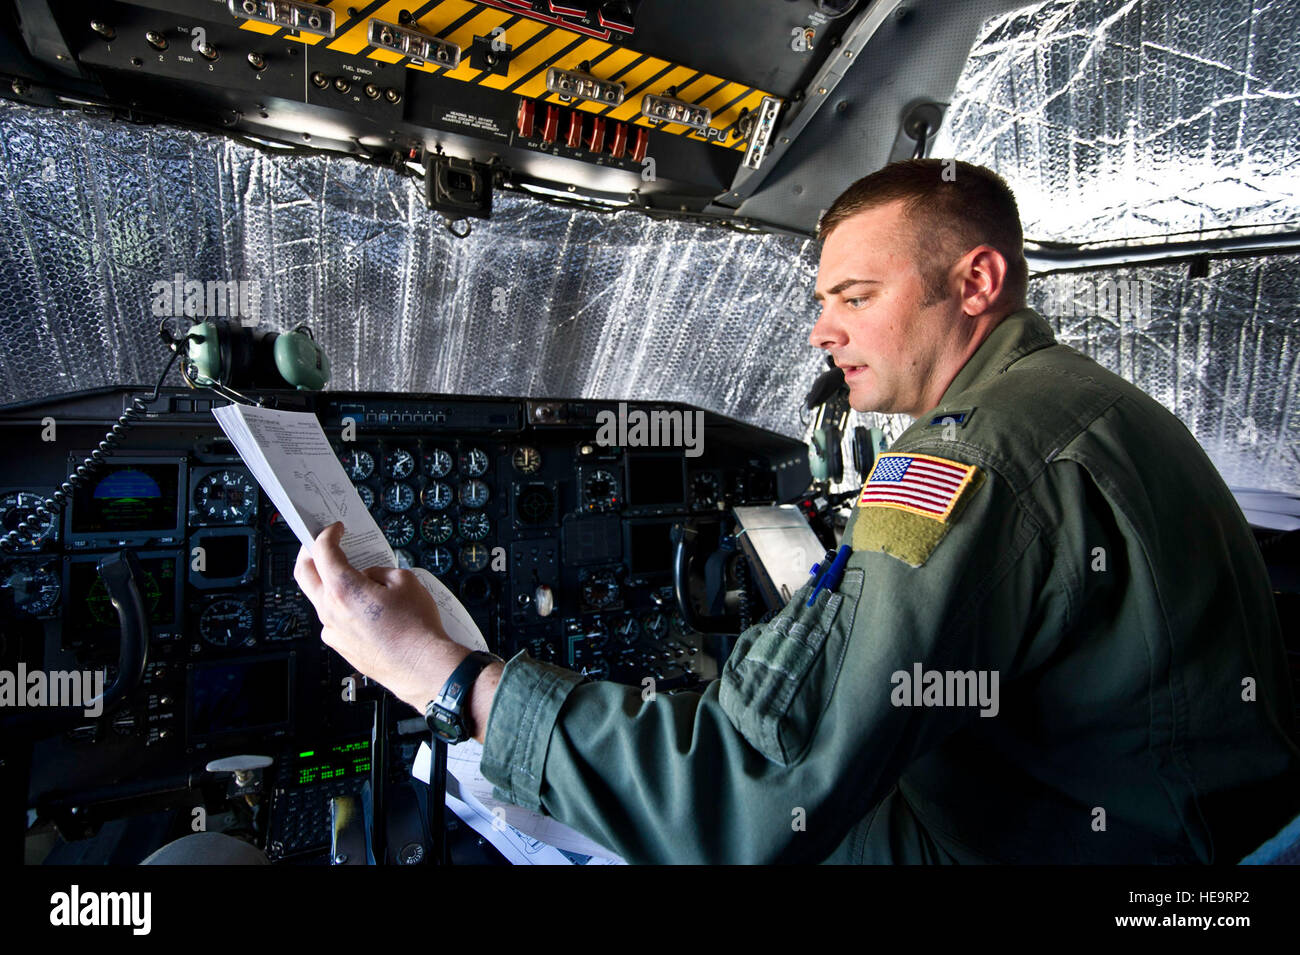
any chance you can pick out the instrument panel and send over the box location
[0,388,809,827]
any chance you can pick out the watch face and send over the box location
[426,702,465,743]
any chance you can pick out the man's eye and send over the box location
[846,296,870,308]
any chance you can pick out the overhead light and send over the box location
[368,19,461,67]
[229,1,336,37]
[742,96,782,170]
[545,68,625,106]
[641,93,711,132]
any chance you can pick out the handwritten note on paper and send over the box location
[212,404,395,570]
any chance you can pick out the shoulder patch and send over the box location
[853,452,984,567]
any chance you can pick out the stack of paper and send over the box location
[211,403,487,653]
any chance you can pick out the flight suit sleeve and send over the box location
[480,447,1064,863]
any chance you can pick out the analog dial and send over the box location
[459,447,489,477]
[420,513,454,545]
[423,448,454,478]
[340,449,375,481]
[382,482,415,513]
[582,469,619,511]
[193,470,258,524]
[199,596,257,647]
[382,514,416,548]
[2,560,60,616]
[458,511,491,541]
[459,543,489,572]
[421,481,453,511]
[512,445,542,474]
[383,448,416,480]
[459,479,490,509]
[0,491,57,548]
[425,545,454,575]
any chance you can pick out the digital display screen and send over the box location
[189,657,291,738]
[67,554,179,631]
[627,520,675,575]
[70,462,181,535]
[290,739,371,787]
[196,534,251,579]
[625,454,686,507]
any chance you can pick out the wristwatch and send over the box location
[424,651,501,744]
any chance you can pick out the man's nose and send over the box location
[809,304,845,351]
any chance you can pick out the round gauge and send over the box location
[691,472,721,509]
[423,448,454,478]
[643,612,669,640]
[356,484,376,511]
[460,447,489,477]
[340,449,375,482]
[1,491,58,548]
[583,469,619,511]
[394,548,415,569]
[382,514,416,548]
[582,570,620,609]
[199,596,257,648]
[420,513,454,545]
[384,447,416,480]
[458,511,491,541]
[459,479,490,509]
[383,482,415,513]
[421,481,453,511]
[2,560,60,616]
[425,545,454,575]
[512,445,542,474]
[615,616,641,645]
[193,469,258,524]
[263,594,311,641]
[516,484,555,525]
[459,542,490,572]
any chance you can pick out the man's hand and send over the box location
[294,522,471,713]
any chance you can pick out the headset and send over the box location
[1,319,329,551]
[181,319,330,394]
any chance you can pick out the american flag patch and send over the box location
[859,452,980,522]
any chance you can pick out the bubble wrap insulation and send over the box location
[0,100,827,441]
[829,0,1300,495]
[931,0,1300,244]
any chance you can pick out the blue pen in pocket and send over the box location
[808,544,853,606]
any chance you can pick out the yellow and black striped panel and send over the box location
[235,0,777,152]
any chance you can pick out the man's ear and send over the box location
[959,245,1009,316]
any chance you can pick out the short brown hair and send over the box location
[818,159,1027,310]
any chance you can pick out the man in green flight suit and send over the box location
[296,159,1300,863]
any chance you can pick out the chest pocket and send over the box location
[719,567,865,767]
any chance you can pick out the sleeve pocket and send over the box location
[719,567,864,766]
